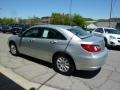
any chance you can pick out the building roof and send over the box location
[87,24,97,29]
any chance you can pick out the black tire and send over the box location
[9,43,19,56]
[3,31,6,33]
[104,38,108,47]
[53,54,75,75]
[12,32,16,35]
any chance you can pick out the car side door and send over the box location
[32,27,69,62]
[19,27,40,56]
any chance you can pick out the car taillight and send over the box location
[81,44,101,52]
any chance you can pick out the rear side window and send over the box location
[105,29,120,34]
[42,28,66,40]
[68,27,89,37]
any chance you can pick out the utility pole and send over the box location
[69,0,72,26]
[0,8,2,18]
[109,0,113,27]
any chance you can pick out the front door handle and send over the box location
[50,40,57,44]
[29,39,36,42]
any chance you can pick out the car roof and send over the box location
[32,24,73,30]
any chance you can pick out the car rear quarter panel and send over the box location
[66,35,108,70]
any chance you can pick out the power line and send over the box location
[109,0,114,27]
[113,0,117,9]
[69,0,72,26]
[112,0,117,16]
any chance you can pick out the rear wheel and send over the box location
[9,43,19,56]
[53,54,75,75]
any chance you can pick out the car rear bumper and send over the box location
[73,48,108,71]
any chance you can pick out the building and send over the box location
[15,17,21,23]
[95,19,120,29]
[86,19,120,30]
[87,24,97,29]
[41,16,50,24]
[86,21,97,29]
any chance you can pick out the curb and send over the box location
[0,65,59,90]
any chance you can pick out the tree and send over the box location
[50,13,86,28]
[84,18,94,21]
[27,16,41,25]
[50,13,64,25]
[0,18,15,24]
[73,14,85,28]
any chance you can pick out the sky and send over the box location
[0,0,120,19]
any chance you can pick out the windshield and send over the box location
[105,29,120,34]
[68,27,90,38]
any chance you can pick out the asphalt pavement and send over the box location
[0,33,120,90]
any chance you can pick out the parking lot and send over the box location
[0,33,120,90]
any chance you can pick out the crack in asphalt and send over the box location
[30,71,52,81]
[70,77,92,90]
[36,73,57,90]
[69,77,74,90]
[80,80,92,90]
[94,70,113,89]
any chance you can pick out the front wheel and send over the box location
[9,43,19,56]
[53,54,75,75]
[3,31,6,33]
[104,38,109,47]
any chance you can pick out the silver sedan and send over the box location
[8,25,108,75]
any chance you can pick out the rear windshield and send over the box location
[67,27,89,38]
[105,29,120,34]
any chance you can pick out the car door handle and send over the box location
[50,40,57,44]
[29,39,36,42]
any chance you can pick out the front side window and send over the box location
[95,28,100,32]
[68,27,89,38]
[95,28,103,33]
[23,28,39,38]
[99,28,104,33]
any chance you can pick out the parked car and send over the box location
[9,24,22,34]
[8,25,108,75]
[9,24,30,35]
[0,24,2,32]
[92,27,120,47]
[1,24,12,33]
[116,23,120,30]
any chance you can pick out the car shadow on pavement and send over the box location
[72,68,101,79]
[19,54,53,68]
[107,46,120,51]
[19,54,101,79]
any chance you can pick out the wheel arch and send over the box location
[9,40,16,46]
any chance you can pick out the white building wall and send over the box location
[95,22,117,28]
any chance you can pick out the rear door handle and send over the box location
[50,40,57,44]
[29,39,36,42]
